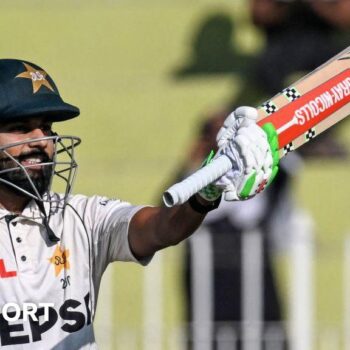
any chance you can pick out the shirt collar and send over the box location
[0,195,53,224]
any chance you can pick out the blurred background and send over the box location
[3,0,350,349]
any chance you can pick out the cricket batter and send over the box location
[0,59,278,349]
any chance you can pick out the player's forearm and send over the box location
[128,198,207,259]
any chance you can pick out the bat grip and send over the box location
[163,155,233,207]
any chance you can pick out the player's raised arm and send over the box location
[127,107,279,259]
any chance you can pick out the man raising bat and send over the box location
[0,59,276,349]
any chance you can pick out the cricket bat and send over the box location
[163,46,350,207]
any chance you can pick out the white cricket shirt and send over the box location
[0,193,145,349]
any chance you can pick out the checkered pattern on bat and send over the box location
[305,128,316,141]
[283,142,294,155]
[283,87,301,102]
[261,101,277,115]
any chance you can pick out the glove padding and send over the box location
[199,106,279,201]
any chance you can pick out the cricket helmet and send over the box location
[0,59,80,121]
[0,59,81,206]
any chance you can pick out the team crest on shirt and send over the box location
[48,245,70,277]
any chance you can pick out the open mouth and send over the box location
[21,157,44,169]
[18,153,50,171]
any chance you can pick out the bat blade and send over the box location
[257,46,350,158]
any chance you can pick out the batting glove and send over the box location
[199,106,279,201]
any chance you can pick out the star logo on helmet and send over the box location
[16,62,54,94]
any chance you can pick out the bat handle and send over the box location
[163,155,233,207]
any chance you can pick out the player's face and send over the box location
[0,117,55,197]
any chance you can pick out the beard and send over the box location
[0,151,53,198]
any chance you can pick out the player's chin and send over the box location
[13,175,50,197]
[1,168,52,197]
[25,167,47,177]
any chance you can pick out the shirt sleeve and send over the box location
[78,195,152,267]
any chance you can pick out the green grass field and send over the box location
[3,1,350,348]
